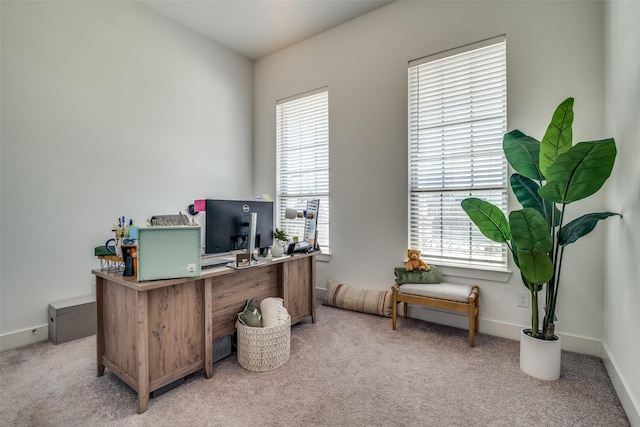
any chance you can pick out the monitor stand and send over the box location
[225,212,265,269]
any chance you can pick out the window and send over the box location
[408,36,507,270]
[276,88,330,254]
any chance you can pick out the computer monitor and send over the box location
[204,199,274,255]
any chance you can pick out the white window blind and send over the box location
[276,88,330,253]
[408,36,507,269]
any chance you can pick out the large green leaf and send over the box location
[540,97,574,176]
[503,130,544,181]
[539,139,617,204]
[517,249,554,285]
[461,198,511,243]
[520,273,544,293]
[510,237,520,267]
[509,208,552,252]
[559,212,621,246]
[509,208,553,284]
[510,174,560,227]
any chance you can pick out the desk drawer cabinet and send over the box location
[97,277,206,413]
[282,255,316,325]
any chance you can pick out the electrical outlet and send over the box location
[518,292,530,308]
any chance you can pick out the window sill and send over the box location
[315,252,331,263]
[436,264,512,283]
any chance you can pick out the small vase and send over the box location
[271,242,285,257]
[520,328,561,380]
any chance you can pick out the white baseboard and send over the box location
[0,325,49,352]
[407,305,603,356]
[602,343,640,427]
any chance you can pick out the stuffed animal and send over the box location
[406,249,429,271]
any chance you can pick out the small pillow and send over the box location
[394,265,442,284]
[260,297,289,328]
[238,298,262,327]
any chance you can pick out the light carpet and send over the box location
[0,305,630,426]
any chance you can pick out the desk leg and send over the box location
[136,291,149,414]
[310,257,317,323]
[96,277,105,377]
[204,278,213,378]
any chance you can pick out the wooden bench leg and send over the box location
[469,286,480,347]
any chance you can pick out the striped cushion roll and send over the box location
[324,279,392,317]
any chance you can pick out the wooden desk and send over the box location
[92,253,316,413]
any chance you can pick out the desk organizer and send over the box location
[236,315,291,372]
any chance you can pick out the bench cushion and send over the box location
[397,282,473,303]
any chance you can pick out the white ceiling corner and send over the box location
[141,0,395,60]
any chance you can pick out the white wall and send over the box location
[254,1,611,354]
[1,0,636,421]
[604,1,640,424]
[0,1,253,348]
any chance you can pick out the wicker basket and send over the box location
[236,315,291,372]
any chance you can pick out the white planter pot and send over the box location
[271,243,285,257]
[519,329,561,381]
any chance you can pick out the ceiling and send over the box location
[141,0,395,60]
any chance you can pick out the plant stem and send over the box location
[530,288,539,337]
[547,202,560,320]
[545,246,565,339]
[544,203,566,337]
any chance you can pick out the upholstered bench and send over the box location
[391,280,479,347]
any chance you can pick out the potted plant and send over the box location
[271,228,289,257]
[461,97,619,380]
